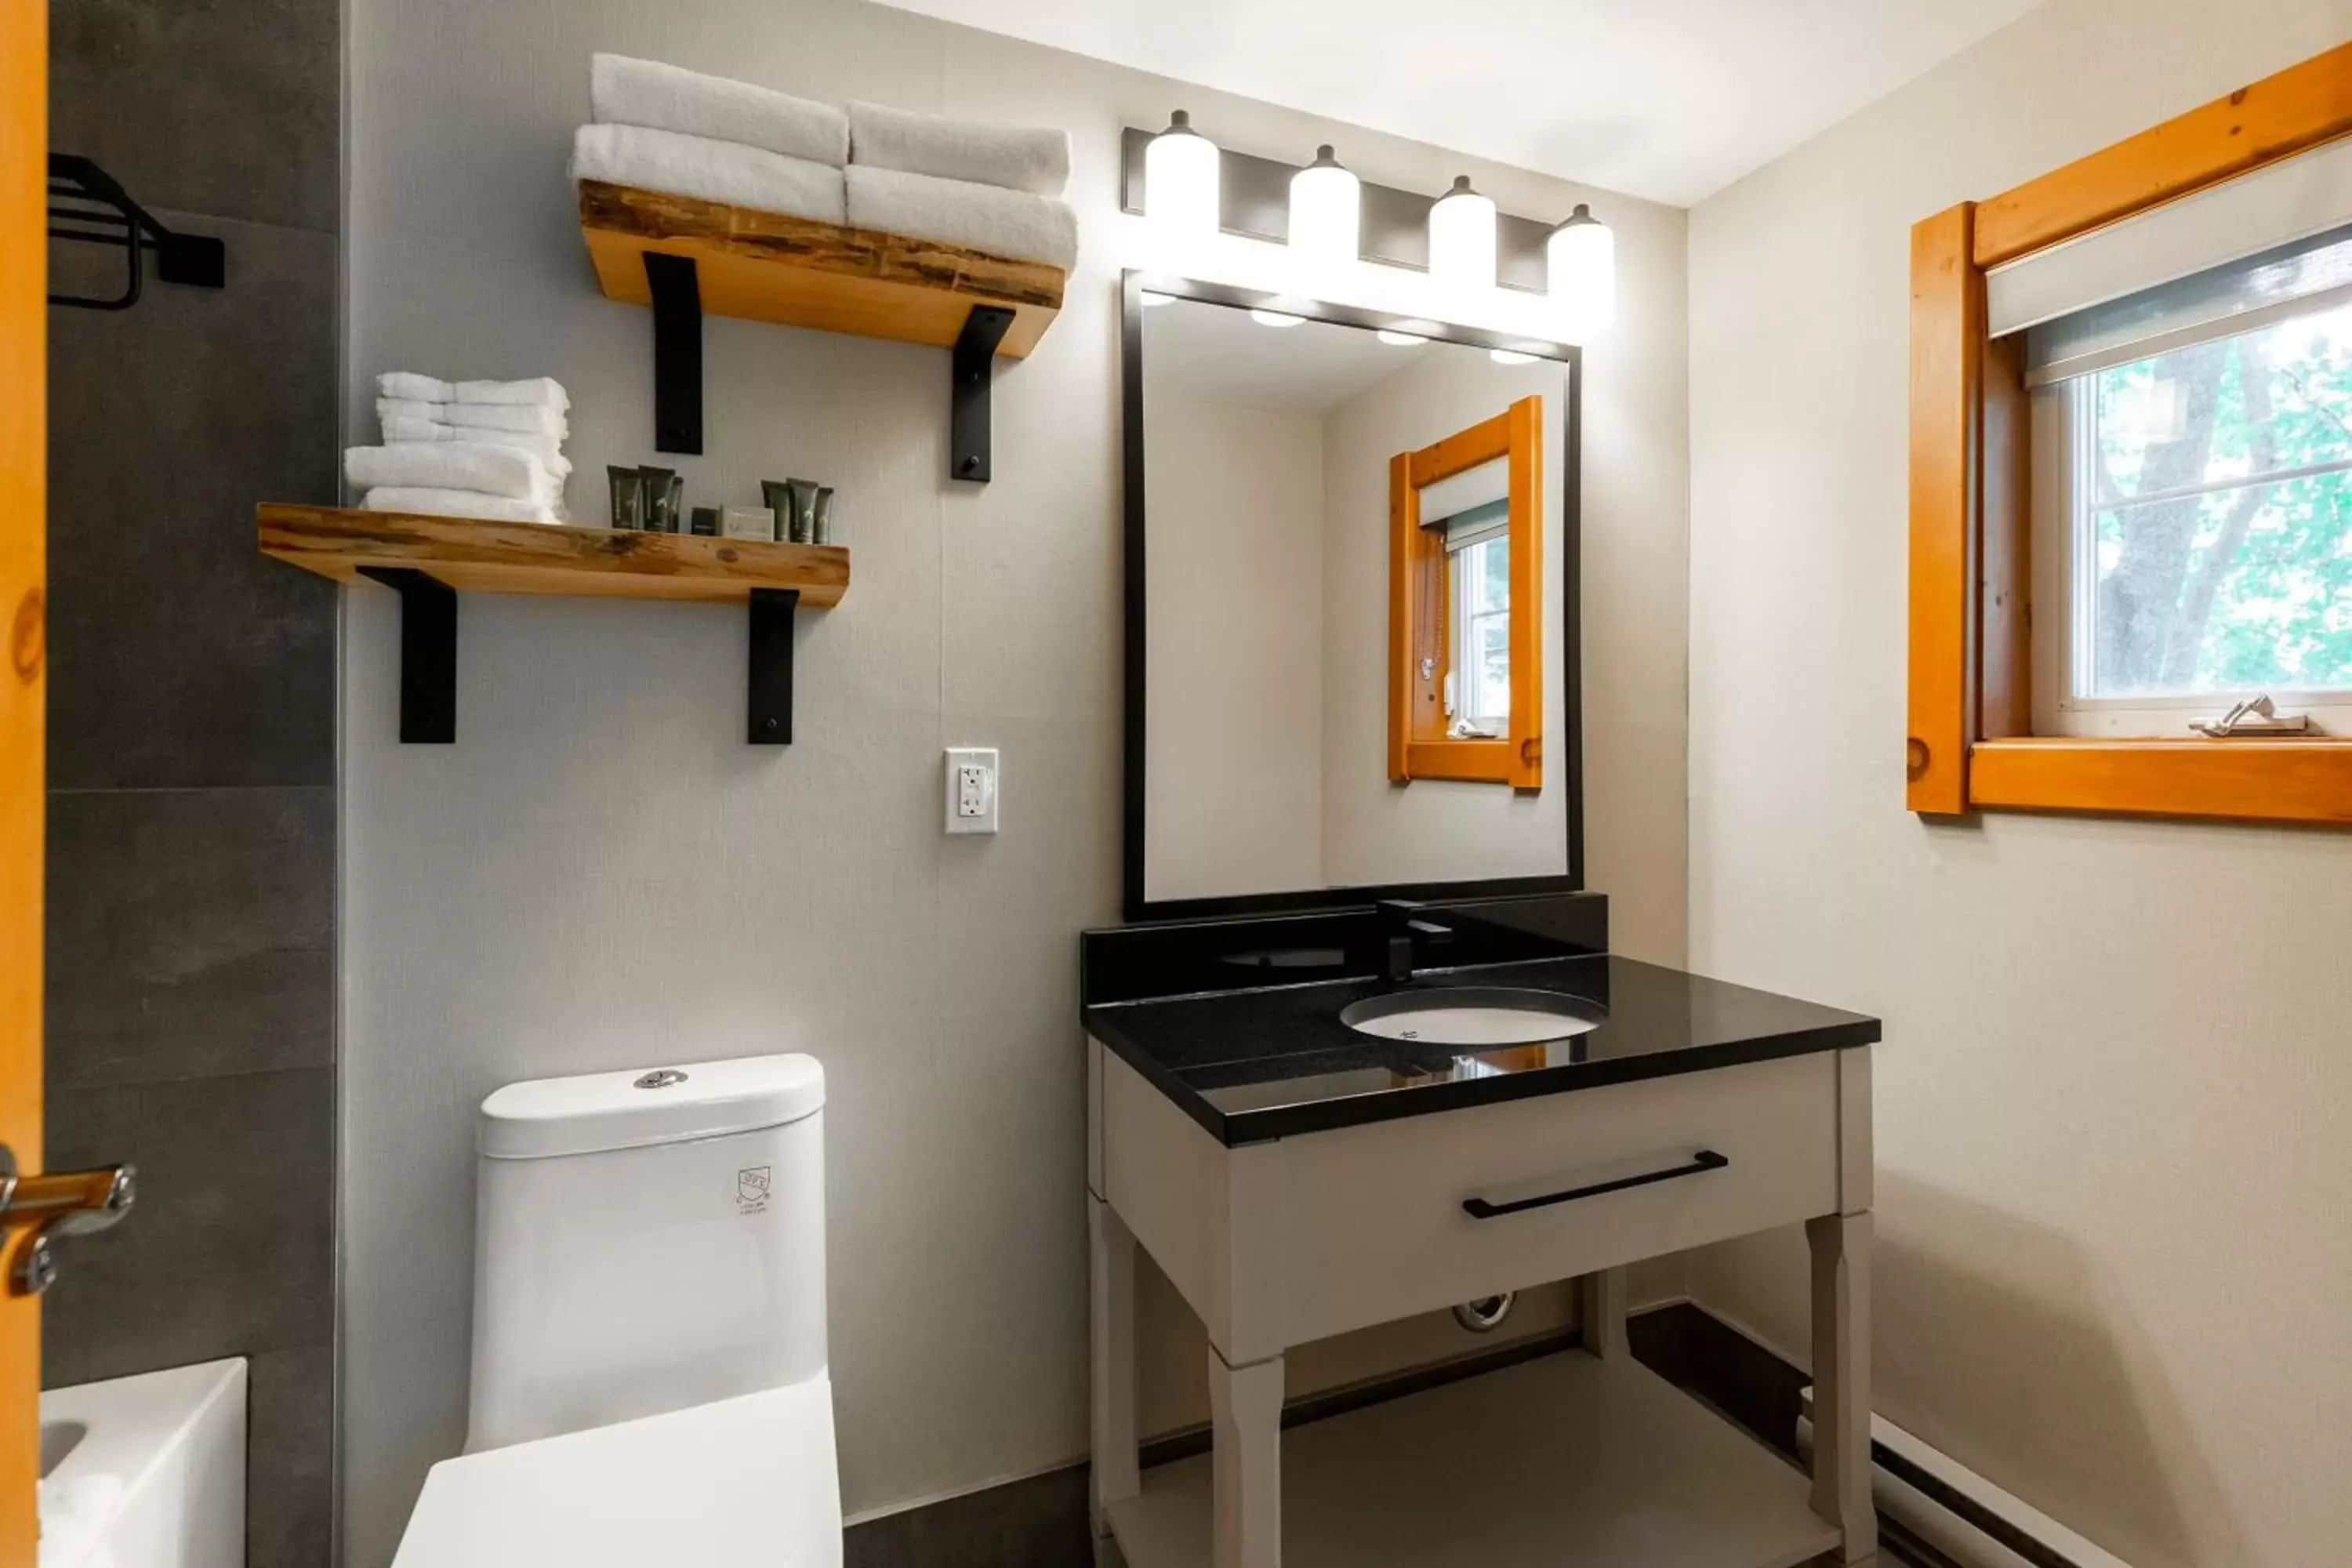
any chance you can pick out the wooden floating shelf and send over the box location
[577,180,1062,478]
[258,503,849,606]
[258,504,846,746]
[578,179,1063,358]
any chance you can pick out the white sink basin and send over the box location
[1339,988,1602,1047]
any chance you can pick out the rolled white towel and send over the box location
[376,398,567,440]
[361,488,561,525]
[591,53,848,167]
[844,165,1077,270]
[848,102,1070,198]
[345,442,562,507]
[379,416,570,475]
[570,123,846,223]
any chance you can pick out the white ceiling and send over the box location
[877,0,2042,205]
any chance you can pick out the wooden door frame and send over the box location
[1907,42,2352,825]
[2,0,46,1555]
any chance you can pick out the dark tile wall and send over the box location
[43,3,340,1566]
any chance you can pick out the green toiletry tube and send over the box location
[783,477,820,545]
[608,466,646,531]
[641,467,682,533]
[760,480,792,542]
[811,486,835,545]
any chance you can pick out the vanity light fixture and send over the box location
[1546,202,1616,332]
[1140,290,1176,307]
[1489,348,1539,365]
[1377,328,1432,346]
[1288,143,1361,278]
[1248,308,1305,328]
[1427,175,1497,293]
[1145,110,1221,240]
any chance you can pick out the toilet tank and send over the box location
[466,1054,827,1453]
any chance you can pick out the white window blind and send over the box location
[1987,132,2352,380]
[1417,455,1506,537]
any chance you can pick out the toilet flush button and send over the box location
[634,1070,690,1091]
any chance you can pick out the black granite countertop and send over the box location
[1083,953,1880,1145]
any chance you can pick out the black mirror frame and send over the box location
[1120,269,1586,924]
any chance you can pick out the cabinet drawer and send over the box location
[1276,1053,1838,1347]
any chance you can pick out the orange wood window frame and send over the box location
[1907,42,2352,826]
[1388,395,1543,789]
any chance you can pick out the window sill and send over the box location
[1967,737,2352,825]
[1401,738,1540,788]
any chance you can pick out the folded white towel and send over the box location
[346,442,562,506]
[377,373,568,412]
[361,488,561,525]
[379,416,571,475]
[848,102,1070,198]
[844,165,1077,270]
[591,53,849,167]
[376,398,568,440]
[571,123,847,223]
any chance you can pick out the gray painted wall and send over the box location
[1684,2,2352,1564]
[339,2,1690,1562]
[43,2,340,1565]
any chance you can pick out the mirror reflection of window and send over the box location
[1439,501,1511,737]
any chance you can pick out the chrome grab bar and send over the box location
[0,1144,137,1296]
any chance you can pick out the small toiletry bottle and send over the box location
[760,480,792,542]
[640,466,681,533]
[688,506,720,537]
[608,466,646,531]
[783,477,820,544]
[811,486,835,545]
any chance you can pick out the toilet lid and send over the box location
[392,1377,840,1567]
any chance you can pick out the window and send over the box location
[2031,231,2352,737]
[1446,508,1511,736]
[1387,396,1543,787]
[1906,40,2352,826]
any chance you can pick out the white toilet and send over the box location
[392,1054,843,1566]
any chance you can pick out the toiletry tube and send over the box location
[811,486,834,545]
[760,479,792,542]
[722,506,776,541]
[640,466,681,533]
[608,465,646,530]
[689,506,720,537]
[784,477,820,544]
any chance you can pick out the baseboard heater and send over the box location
[1796,1390,2133,1568]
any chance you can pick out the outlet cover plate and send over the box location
[946,747,999,835]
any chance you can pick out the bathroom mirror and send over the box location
[1123,274,1583,920]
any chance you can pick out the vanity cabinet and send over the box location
[1082,953,1878,1568]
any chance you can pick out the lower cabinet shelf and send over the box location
[1105,1351,1840,1568]
[256,504,848,745]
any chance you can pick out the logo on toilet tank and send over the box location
[736,1165,771,1215]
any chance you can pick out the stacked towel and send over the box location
[346,373,572,524]
[845,102,1076,269]
[573,56,1077,270]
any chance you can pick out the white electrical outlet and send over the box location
[945,747,999,835]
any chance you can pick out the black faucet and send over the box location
[1378,899,1454,983]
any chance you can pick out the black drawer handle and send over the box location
[1462,1149,1729,1220]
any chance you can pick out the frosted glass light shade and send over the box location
[1288,145,1361,275]
[1547,203,1617,332]
[1145,110,1221,240]
[1428,175,1497,292]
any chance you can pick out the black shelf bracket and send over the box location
[747,587,800,745]
[358,567,458,744]
[645,251,704,455]
[950,305,1014,483]
[48,154,227,311]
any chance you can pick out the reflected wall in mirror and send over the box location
[1127,278,1582,916]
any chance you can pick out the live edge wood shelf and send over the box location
[576,179,1065,480]
[258,503,848,746]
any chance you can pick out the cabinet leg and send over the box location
[1090,1198,1140,1536]
[1576,1266,1628,1359]
[1807,1211,1876,1562]
[1208,1345,1283,1568]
